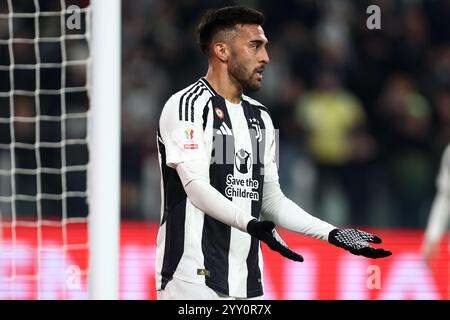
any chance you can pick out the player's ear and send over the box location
[212,42,229,63]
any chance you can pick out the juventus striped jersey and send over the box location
[155,77,333,298]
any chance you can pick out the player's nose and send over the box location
[259,47,269,65]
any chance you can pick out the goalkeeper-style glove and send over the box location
[247,219,304,262]
[328,228,392,259]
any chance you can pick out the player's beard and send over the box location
[228,53,262,91]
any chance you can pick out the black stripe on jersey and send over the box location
[190,87,208,123]
[201,95,234,296]
[156,129,188,289]
[184,83,204,121]
[179,81,201,121]
[200,77,219,96]
[242,99,267,298]
[202,98,211,131]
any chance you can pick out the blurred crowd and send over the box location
[121,0,450,228]
[1,0,450,229]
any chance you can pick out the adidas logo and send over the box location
[216,122,233,135]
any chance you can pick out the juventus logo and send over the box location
[249,118,261,142]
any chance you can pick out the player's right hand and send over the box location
[247,219,304,262]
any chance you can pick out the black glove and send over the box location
[247,219,304,262]
[328,228,392,259]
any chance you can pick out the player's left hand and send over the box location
[328,228,392,259]
[247,219,304,262]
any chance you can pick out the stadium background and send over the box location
[0,0,449,299]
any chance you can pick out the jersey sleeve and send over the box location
[159,93,210,169]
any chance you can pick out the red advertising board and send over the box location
[0,222,448,299]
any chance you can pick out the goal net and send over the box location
[0,0,117,299]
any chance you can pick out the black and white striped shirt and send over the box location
[156,77,279,298]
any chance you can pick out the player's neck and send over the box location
[204,68,242,104]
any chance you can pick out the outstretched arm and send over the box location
[261,179,392,259]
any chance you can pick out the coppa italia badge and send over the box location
[183,128,198,149]
[214,107,224,119]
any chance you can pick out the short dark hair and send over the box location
[197,6,265,56]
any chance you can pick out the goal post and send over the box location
[88,0,121,300]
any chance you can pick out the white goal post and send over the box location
[88,0,121,300]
